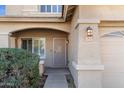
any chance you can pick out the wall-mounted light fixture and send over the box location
[86,26,93,39]
[66,40,69,44]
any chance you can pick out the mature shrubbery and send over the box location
[0,48,40,88]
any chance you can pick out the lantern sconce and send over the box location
[66,40,69,44]
[86,26,93,40]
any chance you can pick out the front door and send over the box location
[53,38,66,67]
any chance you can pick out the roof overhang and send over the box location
[62,5,76,21]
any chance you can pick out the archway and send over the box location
[9,28,69,68]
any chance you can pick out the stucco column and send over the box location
[9,37,16,48]
[73,19,104,88]
[0,33,9,48]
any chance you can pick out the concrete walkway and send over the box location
[44,68,69,88]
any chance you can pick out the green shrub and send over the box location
[0,48,40,88]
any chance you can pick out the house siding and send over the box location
[0,34,9,48]
[68,6,79,87]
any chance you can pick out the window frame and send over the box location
[39,5,62,14]
[32,38,46,59]
[21,38,32,53]
[21,37,46,59]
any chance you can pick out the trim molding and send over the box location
[77,19,100,24]
[0,33,9,35]
[0,17,65,23]
[74,19,100,29]
[72,61,104,71]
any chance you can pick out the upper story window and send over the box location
[40,5,62,13]
[0,5,5,16]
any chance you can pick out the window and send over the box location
[0,5,5,16]
[39,38,45,59]
[53,5,57,12]
[40,5,62,13]
[46,5,51,12]
[21,38,46,59]
[21,38,32,53]
[41,5,45,12]
[33,38,46,59]
[58,5,62,12]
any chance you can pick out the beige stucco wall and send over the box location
[69,5,104,88]
[0,22,70,33]
[71,5,124,88]
[68,6,79,87]
[6,5,24,16]
[75,23,103,88]
[0,34,9,48]
[99,23,124,87]
[10,29,68,67]
[69,6,79,64]
[79,5,124,20]
[6,5,38,16]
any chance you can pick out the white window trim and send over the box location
[39,5,62,14]
[40,38,46,59]
[20,37,46,59]
[32,37,46,59]
[21,38,32,52]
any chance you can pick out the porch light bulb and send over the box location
[86,26,93,37]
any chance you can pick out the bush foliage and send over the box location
[0,48,40,88]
